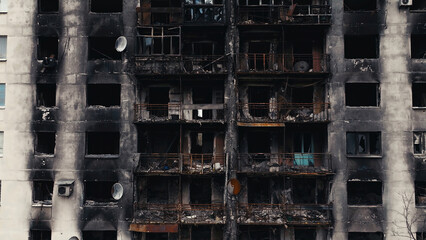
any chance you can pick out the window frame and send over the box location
[345,82,380,107]
[0,0,7,13]
[32,180,54,206]
[0,36,7,61]
[346,132,382,157]
[414,132,426,155]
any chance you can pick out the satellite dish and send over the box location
[115,36,127,52]
[69,237,79,240]
[111,183,124,200]
[227,179,241,195]
[294,61,310,72]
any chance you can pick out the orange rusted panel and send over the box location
[237,122,285,127]
[129,224,179,233]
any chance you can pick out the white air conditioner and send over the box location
[400,0,412,6]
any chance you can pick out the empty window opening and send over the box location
[147,177,169,203]
[413,83,426,107]
[346,132,381,155]
[85,181,116,202]
[88,37,121,60]
[248,178,270,203]
[417,233,426,240]
[139,130,179,153]
[148,87,170,117]
[33,181,53,204]
[37,84,56,107]
[143,233,179,240]
[191,132,214,154]
[295,229,316,240]
[415,181,426,205]
[37,37,58,61]
[412,1,426,10]
[39,0,58,13]
[346,83,379,107]
[192,42,215,55]
[347,181,382,205]
[348,232,384,240]
[411,35,426,59]
[248,132,270,153]
[190,178,211,204]
[293,178,316,204]
[291,86,313,103]
[239,226,279,240]
[152,0,181,7]
[248,86,270,117]
[90,0,122,13]
[30,230,51,240]
[192,226,211,239]
[192,87,215,119]
[414,132,426,154]
[137,27,181,55]
[35,132,55,155]
[87,84,121,107]
[86,132,119,155]
[344,0,376,11]
[345,35,378,59]
[82,231,117,240]
[0,36,6,60]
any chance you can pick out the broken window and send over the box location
[35,132,56,155]
[248,86,270,117]
[347,181,382,205]
[344,0,376,11]
[33,180,53,204]
[0,0,7,13]
[90,0,122,13]
[348,232,384,240]
[411,35,426,59]
[88,37,121,60]
[30,230,51,240]
[0,36,6,60]
[345,83,379,107]
[248,178,270,203]
[137,27,180,56]
[37,37,58,61]
[190,178,211,204]
[346,132,381,156]
[415,181,426,205]
[293,178,317,204]
[147,177,169,203]
[345,35,378,59]
[86,132,120,155]
[414,132,426,154]
[85,181,116,202]
[413,83,426,107]
[38,0,58,13]
[295,229,316,240]
[82,231,117,240]
[37,84,56,107]
[87,84,121,107]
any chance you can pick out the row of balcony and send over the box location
[135,153,332,174]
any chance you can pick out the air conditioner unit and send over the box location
[400,0,412,6]
[57,179,74,197]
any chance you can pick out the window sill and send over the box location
[0,59,6,62]
[34,154,55,158]
[346,155,382,159]
[84,201,119,207]
[32,202,52,207]
[85,154,119,159]
[86,105,121,109]
[413,107,426,110]
[346,106,380,109]
[348,205,382,207]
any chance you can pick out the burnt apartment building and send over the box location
[1,0,426,239]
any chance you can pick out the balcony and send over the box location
[238,103,330,123]
[237,203,332,225]
[238,153,332,174]
[238,5,331,25]
[238,54,329,74]
[184,5,225,24]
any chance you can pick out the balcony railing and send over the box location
[238,5,331,25]
[184,5,224,23]
[182,154,225,173]
[238,103,330,122]
[238,153,332,174]
[134,103,225,122]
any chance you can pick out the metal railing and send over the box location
[182,154,225,173]
[184,6,224,23]
[238,53,329,73]
[238,102,330,122]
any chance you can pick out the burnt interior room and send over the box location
[139,233,177,240]
[88,37,121,60]
[37,37,58,60]
[247,86,270,117]
[82,231,117,240]
[33,180,53,203]
[190,178,212,204]
[291,178,326,204]
[136,27,181,55]
[86,132,120,155]
[418,233,426,240]
[346,132,381,156]
[84,181,116,202]
[414,132,425,154]
[285,124,326,154]
[137,127,179,153]
[36,84,56,107]
[182,29,225,56]
[348,232,384,240]
[191,225,211,239]
[35,132,56,155]
[247,131,271,153]
[191,85,224,120]
[239,225,280,240]
[344,35,379,59]
[30,230,51,240]
[347,181,382,205]
[90,0,122,13]
[248,178,272,203]
[147,87,171,117]
[87,84,121,107]
[344,0,376,11]
[411,35,426,59]
[190,132,214,154]
[138,176,179,204]
[38,0,59,13]
[412,83,426,107]
[345,83,379,107]
[294,228,316,240]
[415,181,426,205]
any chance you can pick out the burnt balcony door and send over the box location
[149,87,170,117]
[248,86,270,118]
[293,132,314,166]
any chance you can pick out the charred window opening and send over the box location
[344,0,376,11]
[192,226,211,239]
[345,83,379,107]
[192,42,215,55]
[87,84,121,107]
[144,233,171,240]
[85,181,116,202]
[37,37,58,61]
[348,232,384,240]
[35,132,55,155]
[346,132,381,156]
[138,130,179,153]
[30,230,51,240]
[88,37,121,60]
[90,0,122,13]
[33,180,53,204]
[192,87,217,120]
[415,181,426,205]
[191,132,214,154]
[248,132,270,153]
[137,27,181,56]
[291,86,313,103]
[248,178,270,203]
[248,86,270,117]
[412,1,426,10]
[345,35,378,59]
[411,35,426,59]
[248,42,271,71]
[239,226,279,240]
[295,229,316,240]
[38,0,58,13]
[347,181,382,205]
[413,83,426,107]
[148,87,170,117]
[147,177,169,203]
[190,178,211,204]
[152,0,181,8]
[82,231,117,240]
[417,233,426,240]
[293,178,316,204]
[414,132,426,154]
[36,84,56,107]
[86,132,120,155]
